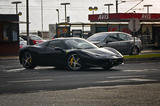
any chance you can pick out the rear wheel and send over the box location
[67,54,82,71]
[21,51,36,69]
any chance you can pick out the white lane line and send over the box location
[96,78,157,83]
[5,68,25,72]
[4,66,54,73]
[128,78,157,82]
[8,79,54,83]
[122,69,147,72]
[122,69,159,72]
[107,75,145,79]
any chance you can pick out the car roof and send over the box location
[91,31,132,37]
[54,37,83,40]
[95,31,130,34]
[20,34,39,36]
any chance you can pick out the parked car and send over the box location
[19,37,123,71]
[87,32,143,55]
[20,34,45,45]
[19,37,27,48]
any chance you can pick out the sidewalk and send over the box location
[141,49,160,54]
[0,56,19,60]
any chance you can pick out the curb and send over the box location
[124,57,160,63]
[0,56,19,60]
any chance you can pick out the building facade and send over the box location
[0,14,19,55]
[88,13,160,48]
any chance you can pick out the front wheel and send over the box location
[102,66,112,70]
[67,54,82,71]
[130,46,139,55]
[21,51,36,69]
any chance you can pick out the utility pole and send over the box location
[41,0,44,38]
[116,0,126,13]
[56,9,60,23]
[26,0,29,45]
[61,3,70,23]
[116,0,118,13]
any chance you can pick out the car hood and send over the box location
[81,48,122,58]
[88,40,101,44]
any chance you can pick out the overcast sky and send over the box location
[0,0,159,32]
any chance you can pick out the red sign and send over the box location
[88,13,160,22]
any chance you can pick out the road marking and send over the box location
[122,70,146,72]
[96,78,157,83]
[107,75,145,79]
[77,85,133,90]
[122,69,160,72]
[8,79,54,83]
[3,66,54,73]
[5,68,25,72]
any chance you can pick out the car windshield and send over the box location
[30,35,43,40]
[19,37,24,41]
[87,32,108,42]
[65,39,97,49]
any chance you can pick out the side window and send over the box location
[48,40,67,49]
[106,34,119,42]
[118,33,129,41]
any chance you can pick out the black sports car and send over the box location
[19,37,124,71]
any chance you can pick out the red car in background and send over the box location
[20,34,45,45]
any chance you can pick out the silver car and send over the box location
[87,32,143,55]
[19,37,27,48]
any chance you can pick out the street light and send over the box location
[89,6,98,14]
[116,0,126,13]
[104,4,113,14]
[144,5,152,14]
[11,1,22,14]
[56,9,60,23]
[61,3,70,23]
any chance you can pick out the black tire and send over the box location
[67,53,82,71]
[102,66,112,70]
[130,46,139,55]
[21,51,36,69]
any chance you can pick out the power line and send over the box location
[125,0,144,13]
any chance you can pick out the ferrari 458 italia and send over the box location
[19,37,124,71]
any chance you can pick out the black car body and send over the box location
[19,37,123,71]
[87,32,143,55]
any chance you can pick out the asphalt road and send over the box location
[0,59,160,95]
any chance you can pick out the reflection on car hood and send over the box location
[89,40,100,44]
[81,48,120,57]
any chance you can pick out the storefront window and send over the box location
[1,23,18,42]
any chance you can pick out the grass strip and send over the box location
[124,54,160,59]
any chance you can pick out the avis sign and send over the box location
[98,14,109,20]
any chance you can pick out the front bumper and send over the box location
[83,57,124,67]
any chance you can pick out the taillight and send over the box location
[20,45,23,48]
[33,40,37,44]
